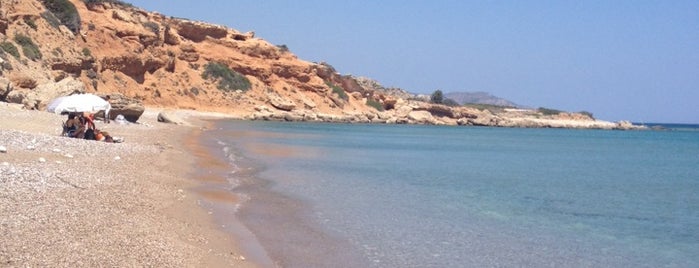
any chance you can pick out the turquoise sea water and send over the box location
[204,121,699,267]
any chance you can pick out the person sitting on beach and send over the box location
[64,114,83,138]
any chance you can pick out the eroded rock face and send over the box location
[49,57,94,74]
[11,75,37,89]
[426,104,455,118]
[177,21,228,42]
[176,44,199,62]
[338,75,365,94]
[100,55,165,83]
[163,25,180,45]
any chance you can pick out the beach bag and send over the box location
[95,132,105,141]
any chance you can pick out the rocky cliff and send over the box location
[0,0,639,129]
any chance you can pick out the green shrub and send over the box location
[202,62,251,91]
[82,47,91,57]
[326,81,348,100]
[430,90,444,104]
[276,44,289,53]
[579,111,594,119]
[40,0,81,33]
[83,0,132,7]
[0,42,20,59]
[538,107,563,116]
[24,17,38,30]
[463,103,511,113]
[442,98,460,107]
[143,21,159,35]
[14,34,42,60]
[40,11,61,29]
[366,98,384,111]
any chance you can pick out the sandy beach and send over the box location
[0,103,258,267]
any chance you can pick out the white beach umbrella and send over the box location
[47,93,110,114]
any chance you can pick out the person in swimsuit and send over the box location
[64,114,81,138]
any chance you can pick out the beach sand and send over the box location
[0,102,259,267]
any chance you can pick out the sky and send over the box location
[124,1,698,123]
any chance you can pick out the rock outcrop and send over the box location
[157,110,185,125]
[177,21,228,42]
[97,93,145,122]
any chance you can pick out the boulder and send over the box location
[231,31,254,41]
[463,115,497,126]
[267,92,296,111]
[180,44,196,52]
[0,77,10,100]
[395,105,413,117]
[157,110,185,125]
[97,93,145,122]
[283,112,304,122]
[299,96,317,109]
[408,110,436,124]
[5,90,28,106]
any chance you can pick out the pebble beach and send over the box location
[0,103,256,267]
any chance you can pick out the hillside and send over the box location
[0,0,638,129]
[445,91,518,107]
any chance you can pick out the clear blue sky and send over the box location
[125,1,698,123]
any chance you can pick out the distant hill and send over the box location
[445,92,518,107]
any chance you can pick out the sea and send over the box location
[199,121,699,268]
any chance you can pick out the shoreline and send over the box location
[0,103,259,267]
[182,118,276,267]
[201,119,376,268]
